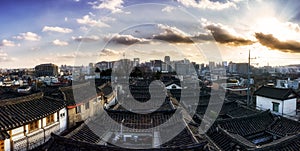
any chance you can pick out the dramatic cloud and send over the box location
[1,39,16,47]
[285,22,300,32]
[89,0,124,13]
[104,23,254,45]
[255,33,300,53]
[99,48,120,56]
[104,34,149,45]
[14,32,41,41]
[52,39,69,46]
[176,0,238,10]
[72,35,100,42]
[153,24,194,43]
[162,6,175,12]
[204,23,254,46]
[77,15,110,27]
[42,26,73,33]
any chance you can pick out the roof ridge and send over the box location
[253,133,300,150]
[60,82,91,91]
[0,92,43,106]
[281,88,292,99]
[217,109,272,123]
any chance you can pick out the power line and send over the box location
[258,57,300,59]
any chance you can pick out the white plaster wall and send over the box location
[11,126,24,136]
[256,96,296,116]
[59,108,67,132]
[42,118,46,127]
[38,119,41,128]
[4,138,10,151]
[25,125,29,134]
[256,96,283,114]
[54,112,58,122]
[283,98,297,116]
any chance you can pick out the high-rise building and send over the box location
[236,63,248,74]
[208,61,215,70]
[35,63,59,77]
[133,58,140,67]
[150,60,162,72]
[164,56,170,63]
[163,56,172,72]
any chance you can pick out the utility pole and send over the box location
[247,49,251,106]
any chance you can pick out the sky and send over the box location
[1,0,300,68]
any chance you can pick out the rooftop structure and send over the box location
[35,63,59,77]
[0,92,67,150]
[254,86,299,117]
[207,110,300,150]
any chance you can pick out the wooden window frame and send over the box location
[46,114,55,125]
[0,140,4,151]
[29,120,39,133]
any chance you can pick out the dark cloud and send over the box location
[255,32,300,53]
[103,24,254,45]
[153,33,194,43]
[105,34,149,45]
[191,33,215,41]
[99,48,120,56]
[153,24,194,43]
[205,24,254,46]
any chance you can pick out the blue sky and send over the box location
[1,0,300,68]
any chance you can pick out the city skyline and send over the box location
[1,0,300,68]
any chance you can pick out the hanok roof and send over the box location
[60,82,99,106]
[44,105,207,150]
[254,86,298,100]
[0,92,65,132]
[0,131,9,140]
[45,133,206,151]
[207,110,300,151]
[100,84,113,96]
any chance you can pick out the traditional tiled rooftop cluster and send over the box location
[207,110,300,150]
[0,92,65,130]
[44,107,207,150]
[60,82,99,106]
[0,92,65,146]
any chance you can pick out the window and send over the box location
[272,102,280,112]
[76,105,81,113]
[85,102,90,110]
[46,114,55,125]
[29,120,39,132]
[0,140,4,151]
[60,112,65,118]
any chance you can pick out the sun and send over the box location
[253,16,300,42]
[254,17,286,40]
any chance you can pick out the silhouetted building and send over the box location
[164,56,170,63]
[35,63,59,77]
[133,58,140,67]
